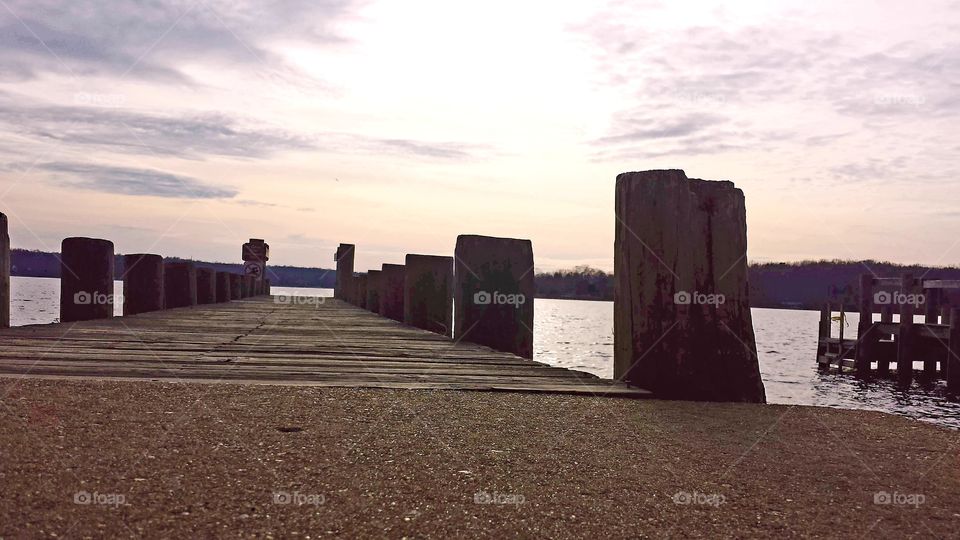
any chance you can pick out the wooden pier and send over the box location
[0,296,650,397]
[816,274,960,391]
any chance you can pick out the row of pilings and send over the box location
[0,215,270,326]
[334,235,535,359]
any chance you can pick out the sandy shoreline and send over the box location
[1,378,957,538]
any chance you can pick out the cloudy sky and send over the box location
[0,0,958,272]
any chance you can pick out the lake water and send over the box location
[9,277,959,429]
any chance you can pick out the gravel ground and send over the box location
[0,378,957,539]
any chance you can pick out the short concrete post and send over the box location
[380,264,406,321]
[366,270,382,313]
[948,309,959,394]
[196,268,217,304]
[454,235,534,359]
[897,274,916,386]
[0,213,9,328]
[122,254,164,316]
[855,274,875,378]
[164,262,197,309]
[335,244,355,302]
[613,170,766,402]
[229,273,242,300]
[405,254,454,337]
[60,237,115,323]
[216,271,232,303]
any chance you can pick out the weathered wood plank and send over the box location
[0,297,651,398]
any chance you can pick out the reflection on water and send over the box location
[8,279,959,429]
[535,299,959,430]
[10,276,124,325]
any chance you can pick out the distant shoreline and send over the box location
[11,249,960,311]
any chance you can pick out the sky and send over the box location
[0,0,958,272]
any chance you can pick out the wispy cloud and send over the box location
[34,161,237,199]
[0,0,361,83]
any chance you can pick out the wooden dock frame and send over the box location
[817,273,960,393]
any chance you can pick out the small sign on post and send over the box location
[242,239,269,288]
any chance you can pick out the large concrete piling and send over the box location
[366,270,382,313]
[380,264,406,322]
[122,254,164,316]
[335,244,355,302]
[60,237,115,323]
[164,262,197,309]
[216,272,232,303]
[0,213,8,328]
[196,268,217,304]
[404,254,454,337]
[614,170,766,402]
[453,235,534,359]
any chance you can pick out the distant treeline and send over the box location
[535,261,960,309]
[12,249,960,310]
[10,249,337,289]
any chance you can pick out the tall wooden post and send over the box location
[897,274,915,386]
[380,264,406,322]
[366,270,382,313]
[196,268,217,304]
[878,302,893,376]
[216,271,232,303]
[855,275,874,378]
[613,170,765,402]
[817,303,831,371]
[242,239,269,297]
[241,276,252,298]
[948,309,959,394]
[229,273,242,300]
[404,254,454,337]
[454,235,534,359]
[122,254,164,316]
[164,262,197,309]
[355,274,368,310]
[335,244,355,302]
[0,213,9,328]
[60,237,115,323]
[923,288,940,378]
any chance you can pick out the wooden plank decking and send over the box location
[0,297,651,397]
